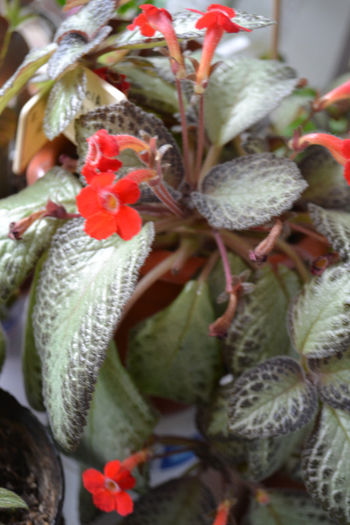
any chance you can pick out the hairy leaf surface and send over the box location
[33,219,154,451]
[192,154,307,230]
[228,357,317,438]
[309,203,350,260]
[0,488,28,510]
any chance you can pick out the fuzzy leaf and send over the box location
[76,343,157,468]
[123,478,215,525]
[0,488,28,510]
[113,9,274,50]
[192,154,307,230]
[308,348,350,412]
[228,357,317,439]
[32,219,154,451]
[302,404,350,523]
[247,490,335,524]
[308,203,350,261]
[0,168,81,305]
[204,59,297,146]
[0,324,5,373]
[75,101,184,188]
[299,147,350,210]
[226,265,300,375]
[43,66,87,140]
[47,27,112,80]
[0,44,57,114]
[127,280,222,404]
[289,264,350,359]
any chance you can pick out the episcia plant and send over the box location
[3,0,350,523]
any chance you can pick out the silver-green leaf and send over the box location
[289,264,350,359]
[204,59,297,146]
[228,357,317,439]
[192,154,307,230]
[0,168,81,305]
[0,488,28,510]
[32,219,154,451]
[309,203,350,261]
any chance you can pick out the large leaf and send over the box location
[308,348,350,412]
[308,203,350,261]
[0,488,28,510]
[127,280,222,404]
[0,324,5,373]
[32,219,154,451]
[76,343,157,468]
[226,265,300,375]
[112,9,274,50]
[204,58,297,146]
[0,168,81,305]
[246,490,335,525]
[228,357,317,439]
[43,66,87,140]
[192,154,307,230]
[122,478,215,525]
[0,44,57,114]
[75,101,184,189]
[289,264,350,359]
[302,404,350,523]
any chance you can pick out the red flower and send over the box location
[84,129,122,180]
[82,460,136,516]
[213,500,232,525]
[314,78,350,111]
[188,4,251,93]
[76,173,142,240]
[93,68,130,95]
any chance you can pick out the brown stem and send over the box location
[275,238,310,282]
[176,78,191,186]
[271,0,281,60]
[198,144,222,189]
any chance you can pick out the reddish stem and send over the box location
[213,230,233,293]
[194,93,205,188]
[176,78,191,186]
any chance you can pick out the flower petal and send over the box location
[76,186,101,218]
[104,460,122,480]
[98,157,123,172]
[82,469,105,493]
[84,211,117,240]
[82,164,99,184]
[115,205,142,241]
[93,488,115,512]
[344,161,350,185]
[113,178,140,204]
[117,468,136,491]
[115,491,134,516]
[90,172,116,190]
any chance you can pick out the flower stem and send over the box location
[194,93,205,187]
[176,78,191,186]
[271,0,281,60]
[287,222,329,244]
[198,144,222,188]
[213,230,233,293]
[220,231,256,267]
[275,238,310,282]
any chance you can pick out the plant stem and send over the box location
[220,231,256,267]
[288,222,329,244]
[198,144,222,188]
[213,231,233,293]
[155,216,196,234]
[176,78,191,186]
[194,93,205,187]
[197,250,219,284]
[275,238,310,282]
[271,0,281,60]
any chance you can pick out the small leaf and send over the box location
[33,219,154,451]
[308,203,350,261]
[226,265,300,375]
[0,44,57,114]
[76,343,157,468]
[0,488,28,510]
[289,264,350,359]
[204,59,297,146]
[302,404,350,523]
[43,66,87,140]
[192,154,307,230]
[47,27,112,80]
[228,357,317,439]
[298,147,350,210]
[0,168,81,305]
[246,490,335,524]
[75,101,184,188]
[0,324,5,373]
[122,478,215,525]
[308,348,350,412]
[127,280,222,404]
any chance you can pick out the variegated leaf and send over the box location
[33,219,154,451]
[0,488,28,510]
[289,264,350,358]
[228,357,317,439]
[192,154,307,230]
[309,203,350,260]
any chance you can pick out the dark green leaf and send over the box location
[308,203,350,261]
[302,404,350,523]
[0,488,28,510]
[228,357,317,438]
[43,66,87,140]
[0,168,81,305]
[226,265,300,375]
[127,280,222,404]
[289,264,350,359]
[32,219,154,451]
[204,59,297,145]
[192,154,307,230]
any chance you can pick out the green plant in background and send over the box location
[1,0,350,523]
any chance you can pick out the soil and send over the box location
[0,420,51,525]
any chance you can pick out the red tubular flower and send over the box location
[82,460,136,516]
[127,4,186,77]
[188,4,251,93]
[290,132,350,184]
[84,129,123,180]
[314,78,350,111]
[121,449,150,471]
[76,173,142,240]
[213,500,232,525]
